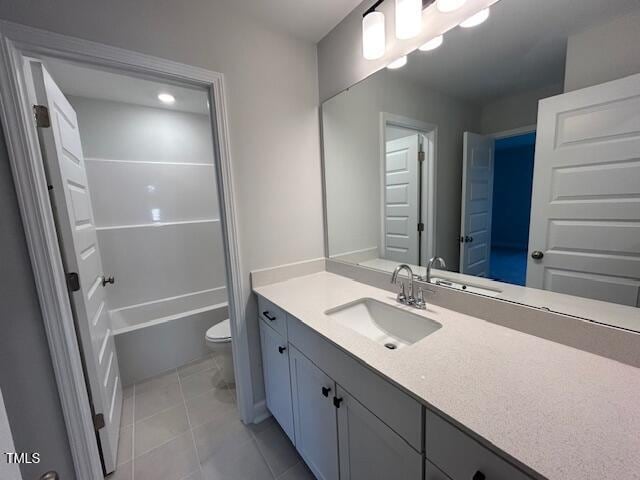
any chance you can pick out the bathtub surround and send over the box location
[69,96,230,385]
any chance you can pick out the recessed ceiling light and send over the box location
[387,56,408,69]
[460,8,490,28]
[158,93,175,104]
[419,35,444,51]
[436,0,466,13]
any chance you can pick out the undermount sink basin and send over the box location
[325,298,442,350]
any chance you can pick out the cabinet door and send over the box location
[289,346,339,480]
[259,320,294,442]
[336,385,422,480]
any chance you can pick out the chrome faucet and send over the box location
[391,264,415,305]
[425,256,447,284]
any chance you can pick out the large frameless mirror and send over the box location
[322,0,640,332]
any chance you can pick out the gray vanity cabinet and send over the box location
[289,345,339,480]
[258,319,294,442]
[336,385,423,480]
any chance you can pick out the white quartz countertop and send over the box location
[254,272,640,480]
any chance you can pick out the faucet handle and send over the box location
[396,282,407,304]
[414,287,434,310]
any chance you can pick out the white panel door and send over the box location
[289,346,339,480]
[527,73,640,306]
[460,132,495,277]
[259,321,295,442]
[384,135,420,264]
[29,61,122,473]
[336,386,422,480]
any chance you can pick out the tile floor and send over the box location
[109,353,314,480]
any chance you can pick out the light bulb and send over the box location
[436,0,466,13]
[460,8,490,28]
[395,0,422,40]
[158,93,175,104]
[387,56,408,69]
[362,11,386,60]
[419,35,444,51]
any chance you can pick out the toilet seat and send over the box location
[206,319,231,343]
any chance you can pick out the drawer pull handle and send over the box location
[472,472,485,480]
[321,386,332,397]
[263,311,277,321]
[333,396,343,408]
[278,346,287,354]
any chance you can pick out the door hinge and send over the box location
[93,413,105,431]
[418,151,425,163]
[66,272,80,292]
[33,105,51,128]
[417,222,424,232]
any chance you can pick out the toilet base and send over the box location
[209,340,234,385]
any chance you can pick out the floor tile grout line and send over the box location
[177,366,204,479]
[276,461,302,479]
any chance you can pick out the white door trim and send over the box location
[489,124,536,140]
[0,20,251,479]
[379,113,438,265]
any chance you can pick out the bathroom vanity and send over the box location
[254,272,640,480]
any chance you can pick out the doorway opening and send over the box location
[489,132,536,285]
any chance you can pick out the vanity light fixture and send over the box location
[436,0,466,13]
[460,8,490,28]
[419,35,444,51]
[395,0,422,39]
[157,93,175,104]
[387,55,408,69]
[362,9,386,59]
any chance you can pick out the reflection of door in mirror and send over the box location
[527,75,640,308]
[460,132,494,278]
[381,122,436,268]
[460,130,537,287]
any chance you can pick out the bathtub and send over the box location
[110,288,228,385]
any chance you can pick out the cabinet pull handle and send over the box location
[321,386,332,397]
[333,396,343,408]
[472,471,485,480]
[263,311,276,321]
[278,346,286,354]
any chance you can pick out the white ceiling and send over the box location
[222,0,364,42]
[390,0,640,104]
[43,58,210,115]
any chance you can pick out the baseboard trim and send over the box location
[251,399,271,424]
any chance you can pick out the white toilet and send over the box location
[205,319,234,385]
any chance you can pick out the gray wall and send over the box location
[323,70,480,271]
[0,125,75,480]
[480,83,564,134]
[0,0,325,424]
[565,10,640,92]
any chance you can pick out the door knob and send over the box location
[278,346,286,354]
[531,250,544,260]
[321,386,332,397]
[40,472,59,480]
[101,275,115,287]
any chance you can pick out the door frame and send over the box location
[0,20,252,479]
[379,112,437,266]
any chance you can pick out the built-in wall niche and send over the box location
[322,0,640,332]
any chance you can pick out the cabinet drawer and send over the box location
[258,295,287,337]
[425,410,532,480]
[288,314,423,451]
